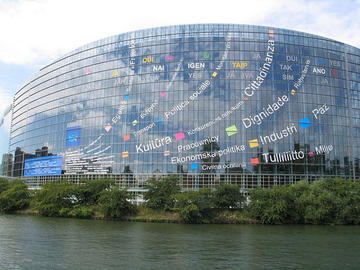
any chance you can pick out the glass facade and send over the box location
[8,24,360,187]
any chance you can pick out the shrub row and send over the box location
[1,176,360,224]
[248,178,360,224]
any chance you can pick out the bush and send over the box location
[338,181,360,224]
[173,188,215,223]
[213,184,244,209]
[0,180,30,213]
[77,179,115,205]
[247,178,360,225]
[0,178,10,194]
[98,188,138,218]
[287,181,310,223]
[68,206,94,219]
[144,175,180,210]
[179,204,202,223]
[248,186,292,224]
[33,181,79,216]
[302,179,343,224]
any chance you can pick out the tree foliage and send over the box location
[98,188,137,218]
[0,179,30,213]
[213,184,244,209]
[173,188,215,222]
[77,178,115,205]
[144,175,180,210]
[0,177,10,194]
[248,178,360,225]
[32,180,79,216]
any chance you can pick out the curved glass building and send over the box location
[8,24,360,188]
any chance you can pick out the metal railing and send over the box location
[18,173,359,191]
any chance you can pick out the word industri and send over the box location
[262,150,304,163]
[136,137,172,153]
[244,39,274,97]
[178,136,219,153]
[259,124,298,145]
[242,95,289,128]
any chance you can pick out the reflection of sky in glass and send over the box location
[9,24,360,177]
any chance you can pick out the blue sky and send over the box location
[0,0,360,161]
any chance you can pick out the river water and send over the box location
[0,215,359,269]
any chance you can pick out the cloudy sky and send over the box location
[0,0,360,160]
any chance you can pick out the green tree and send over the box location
[339,180,360,224]
[302,179,343,224]
[213,184,244,209]
[33,181,79,217]
[288,180,310,223]
[0,177,10,194]
[248,186,291,224]
[179,204,202,224]
[173,188,215,223]
[98,188,137,218]
[0,180,30,213]
[77,178,114,205]
[144,175,180,210]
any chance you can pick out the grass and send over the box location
[14,205,258,224]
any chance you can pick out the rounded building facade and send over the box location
[8,24,360,188]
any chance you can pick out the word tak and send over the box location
[280,64,292,71]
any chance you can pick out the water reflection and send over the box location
[0,216,359,269]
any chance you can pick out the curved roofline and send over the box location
[17,23,360,96]
[56,23,360,60]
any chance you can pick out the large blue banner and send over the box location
[66,126,81,148]
[24,156,63,176]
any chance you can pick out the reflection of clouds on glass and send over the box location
[8,25,360,178]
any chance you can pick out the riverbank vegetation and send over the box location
[0,176,359,224]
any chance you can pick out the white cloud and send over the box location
[261,0,360,49]
[2,0,358,65]
[0,87,13,133]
